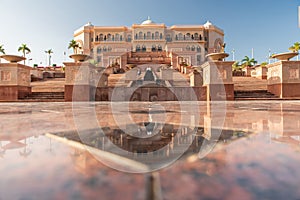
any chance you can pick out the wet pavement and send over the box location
[1,101,300,199]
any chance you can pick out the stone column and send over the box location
[0,63,31,101]
[267,61,300,98]
[64,62,98,101]
[201,61,234,101]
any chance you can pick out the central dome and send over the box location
[141,16,156,25]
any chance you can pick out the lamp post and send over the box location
[231,49,235,61]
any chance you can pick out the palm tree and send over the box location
[232,61,241,71]
[241,56,257,68]
[0,45,5,64]
[68,40,79,54]
[45,49,53,66]
[18,44,31,65]
[289,42,300,60]
[0,45,5,55]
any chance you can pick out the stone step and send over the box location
[234,90,279,100]
[20,92,65,101]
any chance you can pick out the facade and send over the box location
[73,17,224,69]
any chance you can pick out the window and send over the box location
[139,32,143,40]
[112,35,115,41]
[97,56,102,63]
[136,45,141,52]
[152,45,156,52]
[175,35,178,41]
[97,47,101,54]
[107,34,112,41]
[115,34,120,41]
[194,33,199,40]
[186,46,190,51]
[166,34,171,42]
[152,33,154,40]
[191,46,195,51]
[197,55,201,65]
[158,45,162,51]
[155,32,159,39]
[135,34,138,40]
[99,34,103,41]
[199,35,202,40]
[186,33,191,40]
[95,36,99,42]
[142,45,146,52]
[120,35,123,41]
[197,46,201,52]
[178,33,183,40]
[147,32,151,40]
[103,47,107,52]
[127,35,132,42]
[160,33,163,39]
[144,33,146,40]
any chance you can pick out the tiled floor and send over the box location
[0,101,300,199]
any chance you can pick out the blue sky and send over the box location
[1,0,300,66]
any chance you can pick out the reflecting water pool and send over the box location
[1,101,300,200]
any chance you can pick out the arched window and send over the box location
[107,34,112,41]
[160,33,163,39]
[197,46,201,52]
[142,45,146,52]
[158,45,162,51]
[152,33,154,40]
[139,32,143,40]
[115,34,120,41]
[147,32,151,40]
[178,33,183,40]
[135,34,138,40]
[186,45,190,51]
[104,35,107,41]
[166,34,171,42]
[191,45,195,51]
[155,32,159,39]
[144,33,146,40]
[112,35,115,41]
[136,45,141,52]
[186,33,191,40]
[120,35,123,41]
[191,35,194,40]
[194,33,199,40]
[103,47,107,52]
[199,34,202,40]
[175,35,178,41]
[96,35,99,42]
[97,47,101,54]
[127,35,132,42]
[99,34,104,41]
[197,55,201,65]
[152,45,156,52]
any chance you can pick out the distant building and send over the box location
[73,17,224,68]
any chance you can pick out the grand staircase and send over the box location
[233,77,279,100]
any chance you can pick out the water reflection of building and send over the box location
[269,103,300,148]
[73,18,224,68]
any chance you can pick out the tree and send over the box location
[18,44,31,65]
[289,42,300,60]
[0,45,5,64]
[0,45,5,54]
[241,56,257,68]
[45,49,53,66]
[289,42,300,52]
[232,61,242,71]
[68,40,79,54]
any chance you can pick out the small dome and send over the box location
[204,21,213,28]
[141,16,156,25]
